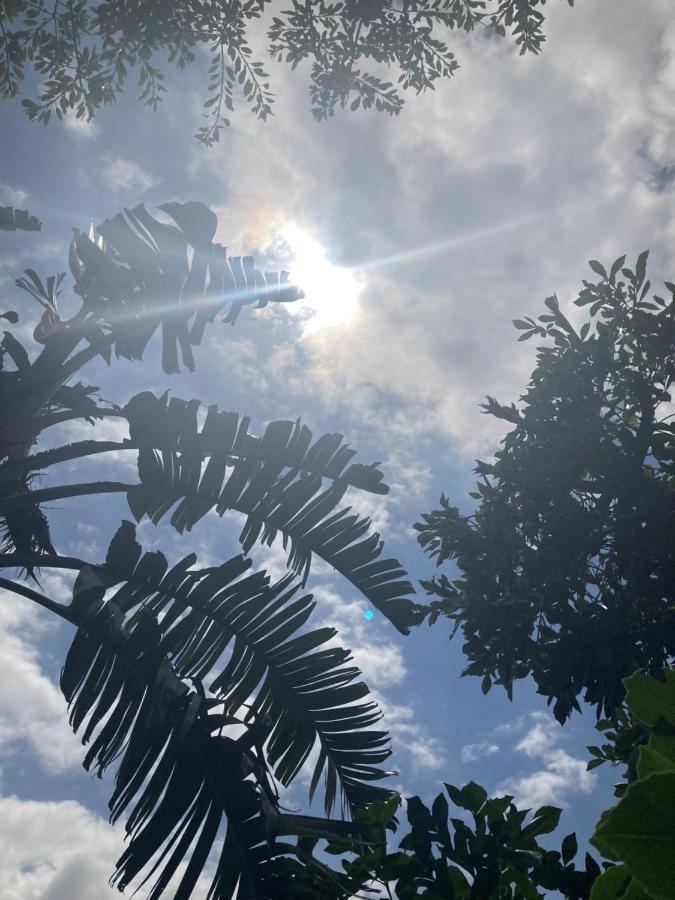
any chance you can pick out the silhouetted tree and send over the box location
[0,0,575,144]
[417,253,675,722]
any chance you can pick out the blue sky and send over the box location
[1,0,674,895]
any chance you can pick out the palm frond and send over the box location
[61,557,375,899]
[121,393,422,633]
[69,201,302,374]
[87,521,396,816]
[0,205,42,232]
[2,388,387,492]
[124,390,389,495]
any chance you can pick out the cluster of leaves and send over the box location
[586,706,649,797]
[200,38,273,146]
[329,781,600,898]
[417,253,675,722]
[0,0,271,146]
[1,0,574,142]
[589,670,675,899]
[0,200,426,897]
[50,525,391,897]
[269,0,466,122]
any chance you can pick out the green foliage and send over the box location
[417,254,675,722]
[590,866,647,900]
[590,670,675,899]
[585,707,648,797]
[593,772,675,897]
[333,782,599,898]
[0,200,422,897]
[624,669,675,727]
[0,1,575,143]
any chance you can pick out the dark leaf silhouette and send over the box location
[81,520,397,816]
[334,783,598,899]
[61,560,372,898]
[69,202,302,374]
[0,205,41,231]
[120,391,421,633]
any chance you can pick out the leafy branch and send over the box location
[2,0,575,140]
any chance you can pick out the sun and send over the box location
[280,223,361,335]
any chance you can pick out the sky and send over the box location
[1,0,674,896]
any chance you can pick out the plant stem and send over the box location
[0,480,130,512]
[0,551,84,571]
[0,575,75,623]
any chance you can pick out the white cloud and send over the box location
[62,114,98,140]
[499,751,595,810]
[0,588,82,775]
[102,157,158,193]
[310,584,408,688]
[462,741,500,764]
[497,713,596,808]
[0,794,215,900]
[0,794,121,900]
[379,695,445,772]
[0,183,29,207]
[515,720,557,758]
[493,716,526,735]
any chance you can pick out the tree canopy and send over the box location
[0,0,574,144]
[417,253,675,722]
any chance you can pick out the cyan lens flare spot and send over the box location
[363,610,374,621]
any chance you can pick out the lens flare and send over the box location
[281,224,361,334]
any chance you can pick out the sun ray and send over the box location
[350,211,544,274]
[280,211,548,335]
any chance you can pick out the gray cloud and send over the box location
[189,0,674,459]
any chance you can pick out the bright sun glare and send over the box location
[281,224,361,335]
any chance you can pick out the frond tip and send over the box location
[123,391,425,634]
